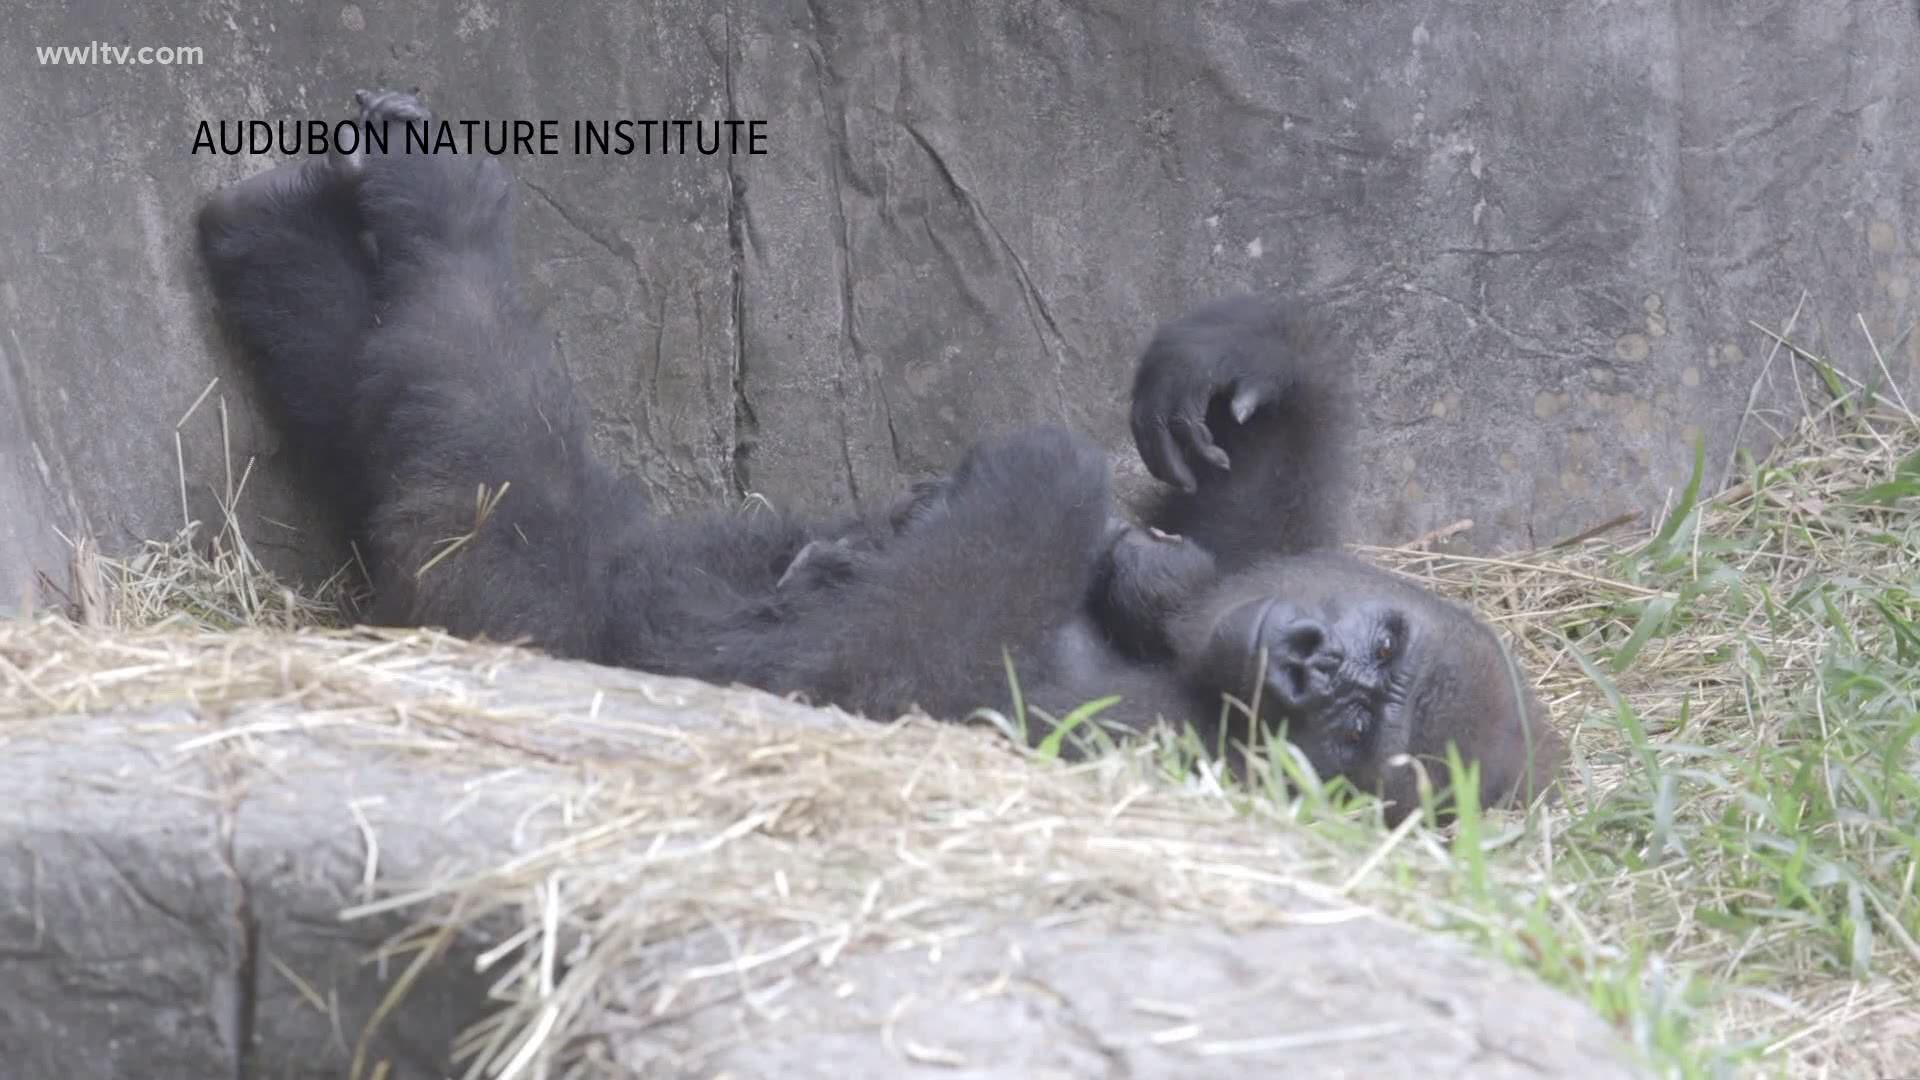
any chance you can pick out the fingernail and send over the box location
[1230,387,1262,423]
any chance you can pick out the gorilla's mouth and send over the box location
[1317,698,1377,747]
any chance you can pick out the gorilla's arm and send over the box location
[698,427,1127,724]
[335,96,618,654]
[1131,294,1356,569]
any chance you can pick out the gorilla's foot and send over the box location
[356,87,432,125]
[1103,520,1214,592]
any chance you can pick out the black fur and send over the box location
[198,89,1561,823]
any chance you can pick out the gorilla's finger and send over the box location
[1141,417,1197,492]
[1228,369,1295,425]
[1130,385,1173,476]
[1171,411,1232,476]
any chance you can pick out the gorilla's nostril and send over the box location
[1280,623,1323,658]
[1266,616,1335,663]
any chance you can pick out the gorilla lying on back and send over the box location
[197,89,1562,822]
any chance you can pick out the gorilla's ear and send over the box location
[1382,622,1564,825]
[1484,644,1565,809]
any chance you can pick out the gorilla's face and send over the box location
[1178,552,1561,819]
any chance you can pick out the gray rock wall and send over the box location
[4,0,1916,590]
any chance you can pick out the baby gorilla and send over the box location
[1110,299,1564,813]
[197,88,1560,823]
[794,300,1563,817]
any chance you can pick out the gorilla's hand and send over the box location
[1092,520,1218,660]
[1129,293,1319,492]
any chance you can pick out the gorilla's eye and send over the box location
[1373,614,1408,664]
[1373,630,1397,663]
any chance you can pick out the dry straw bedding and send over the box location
[1,392,1915,1078]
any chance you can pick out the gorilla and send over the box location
[196,88,1562,822]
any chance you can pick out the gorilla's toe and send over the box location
[333,87,432,179]
[356,87,433,125]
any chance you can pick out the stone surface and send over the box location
[626,923,1644,1079]
[0,388,70,612]
[0,721,245,1080]
[0,717,516,1080]
[5,0,1916,587]
[0,655,1644,1079]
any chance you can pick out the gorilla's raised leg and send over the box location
[309,89,610,652]
[197,157,375,516]
[336,90,823,660]
[1131,294,1356,568]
